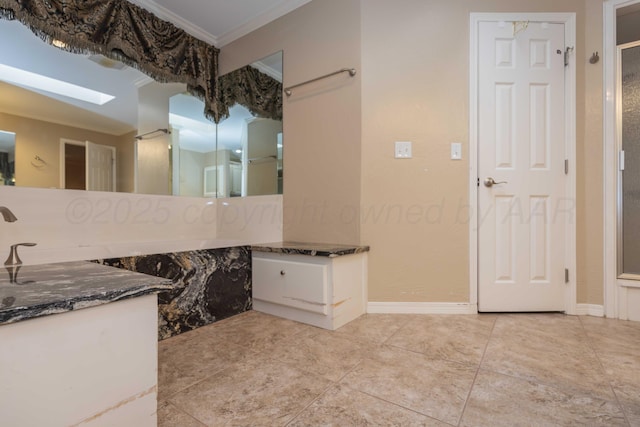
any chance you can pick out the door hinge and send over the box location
[565,268,570,284]
[564,46,574,67]
[620,150,625,171]
[564,159,569,175]
[477,177,480,187]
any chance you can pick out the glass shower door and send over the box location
[619,41,640,278]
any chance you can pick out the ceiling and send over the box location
[618,3,640,17]
[127,0,312,47]
[0,1,293,152]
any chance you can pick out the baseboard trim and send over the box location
[367,302,478,314]
[367,302,606,316]
[575,304,605,317]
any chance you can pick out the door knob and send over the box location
[483,177,507,187]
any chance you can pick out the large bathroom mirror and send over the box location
[0,17,283,198]
[168,51,283,198]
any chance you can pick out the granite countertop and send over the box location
[251,242,370,257]
[0,261,173,325]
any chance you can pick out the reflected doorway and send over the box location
[64,142,85,190]
[0,130,15,186]
[60,138,115,191]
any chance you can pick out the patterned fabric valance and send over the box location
[0,0,221,122]
[217,65,283,123]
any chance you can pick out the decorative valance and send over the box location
[217,65,283,123]
[0,0,221,122]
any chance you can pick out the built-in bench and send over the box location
[251,242,369,330]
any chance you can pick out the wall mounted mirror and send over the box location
[215,51,283,198]
[0,17,283,198]
[168,51,283,198]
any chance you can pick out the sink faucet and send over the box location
[0,206,17,222]
[1,207,37,266]
[5,243,37,266]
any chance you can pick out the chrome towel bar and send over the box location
[248,155,277,164]
[284,68,356,96]
[135,128,171,140]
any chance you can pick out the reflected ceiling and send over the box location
[0,19,148,135]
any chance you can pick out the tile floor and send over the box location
[157,311,640,426]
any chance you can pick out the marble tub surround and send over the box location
[0,261,172,324]
[252,241,369,257]
[158,311,639,426]
[97,246,251,340]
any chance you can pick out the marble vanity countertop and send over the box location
[251,242,370,257]
[0,261,173,325]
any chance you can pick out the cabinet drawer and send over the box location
[253,256,328,314]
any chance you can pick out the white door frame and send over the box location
[469,13,577,313]
[604,0,640,319]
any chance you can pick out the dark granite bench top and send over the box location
[251,242,370,258]
[0,261,172,325]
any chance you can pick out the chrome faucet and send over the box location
[5,243,37,266]
[0,206,17,222]
[1,207,37,267]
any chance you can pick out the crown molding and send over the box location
[251,61,282,82]
[127,0,312,48]
[132,75,155,88]
[126,0,219,46]
[216,0,313,47]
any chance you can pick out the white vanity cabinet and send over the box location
[251,245,368,330]
[0,261,171,427]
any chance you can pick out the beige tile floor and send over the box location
[157,311,640,426]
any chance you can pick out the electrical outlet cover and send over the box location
[395,141,412,159]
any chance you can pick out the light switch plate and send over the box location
[395,141,412,159]
[451,142,462,160]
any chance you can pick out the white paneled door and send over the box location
[478,21,566,311]
[86,141,116,192]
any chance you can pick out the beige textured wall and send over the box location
[220,0,362,244]
[579,0,604,305]
[114,130,137,194]
[361,0,473,302]
[222,0,606,305]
